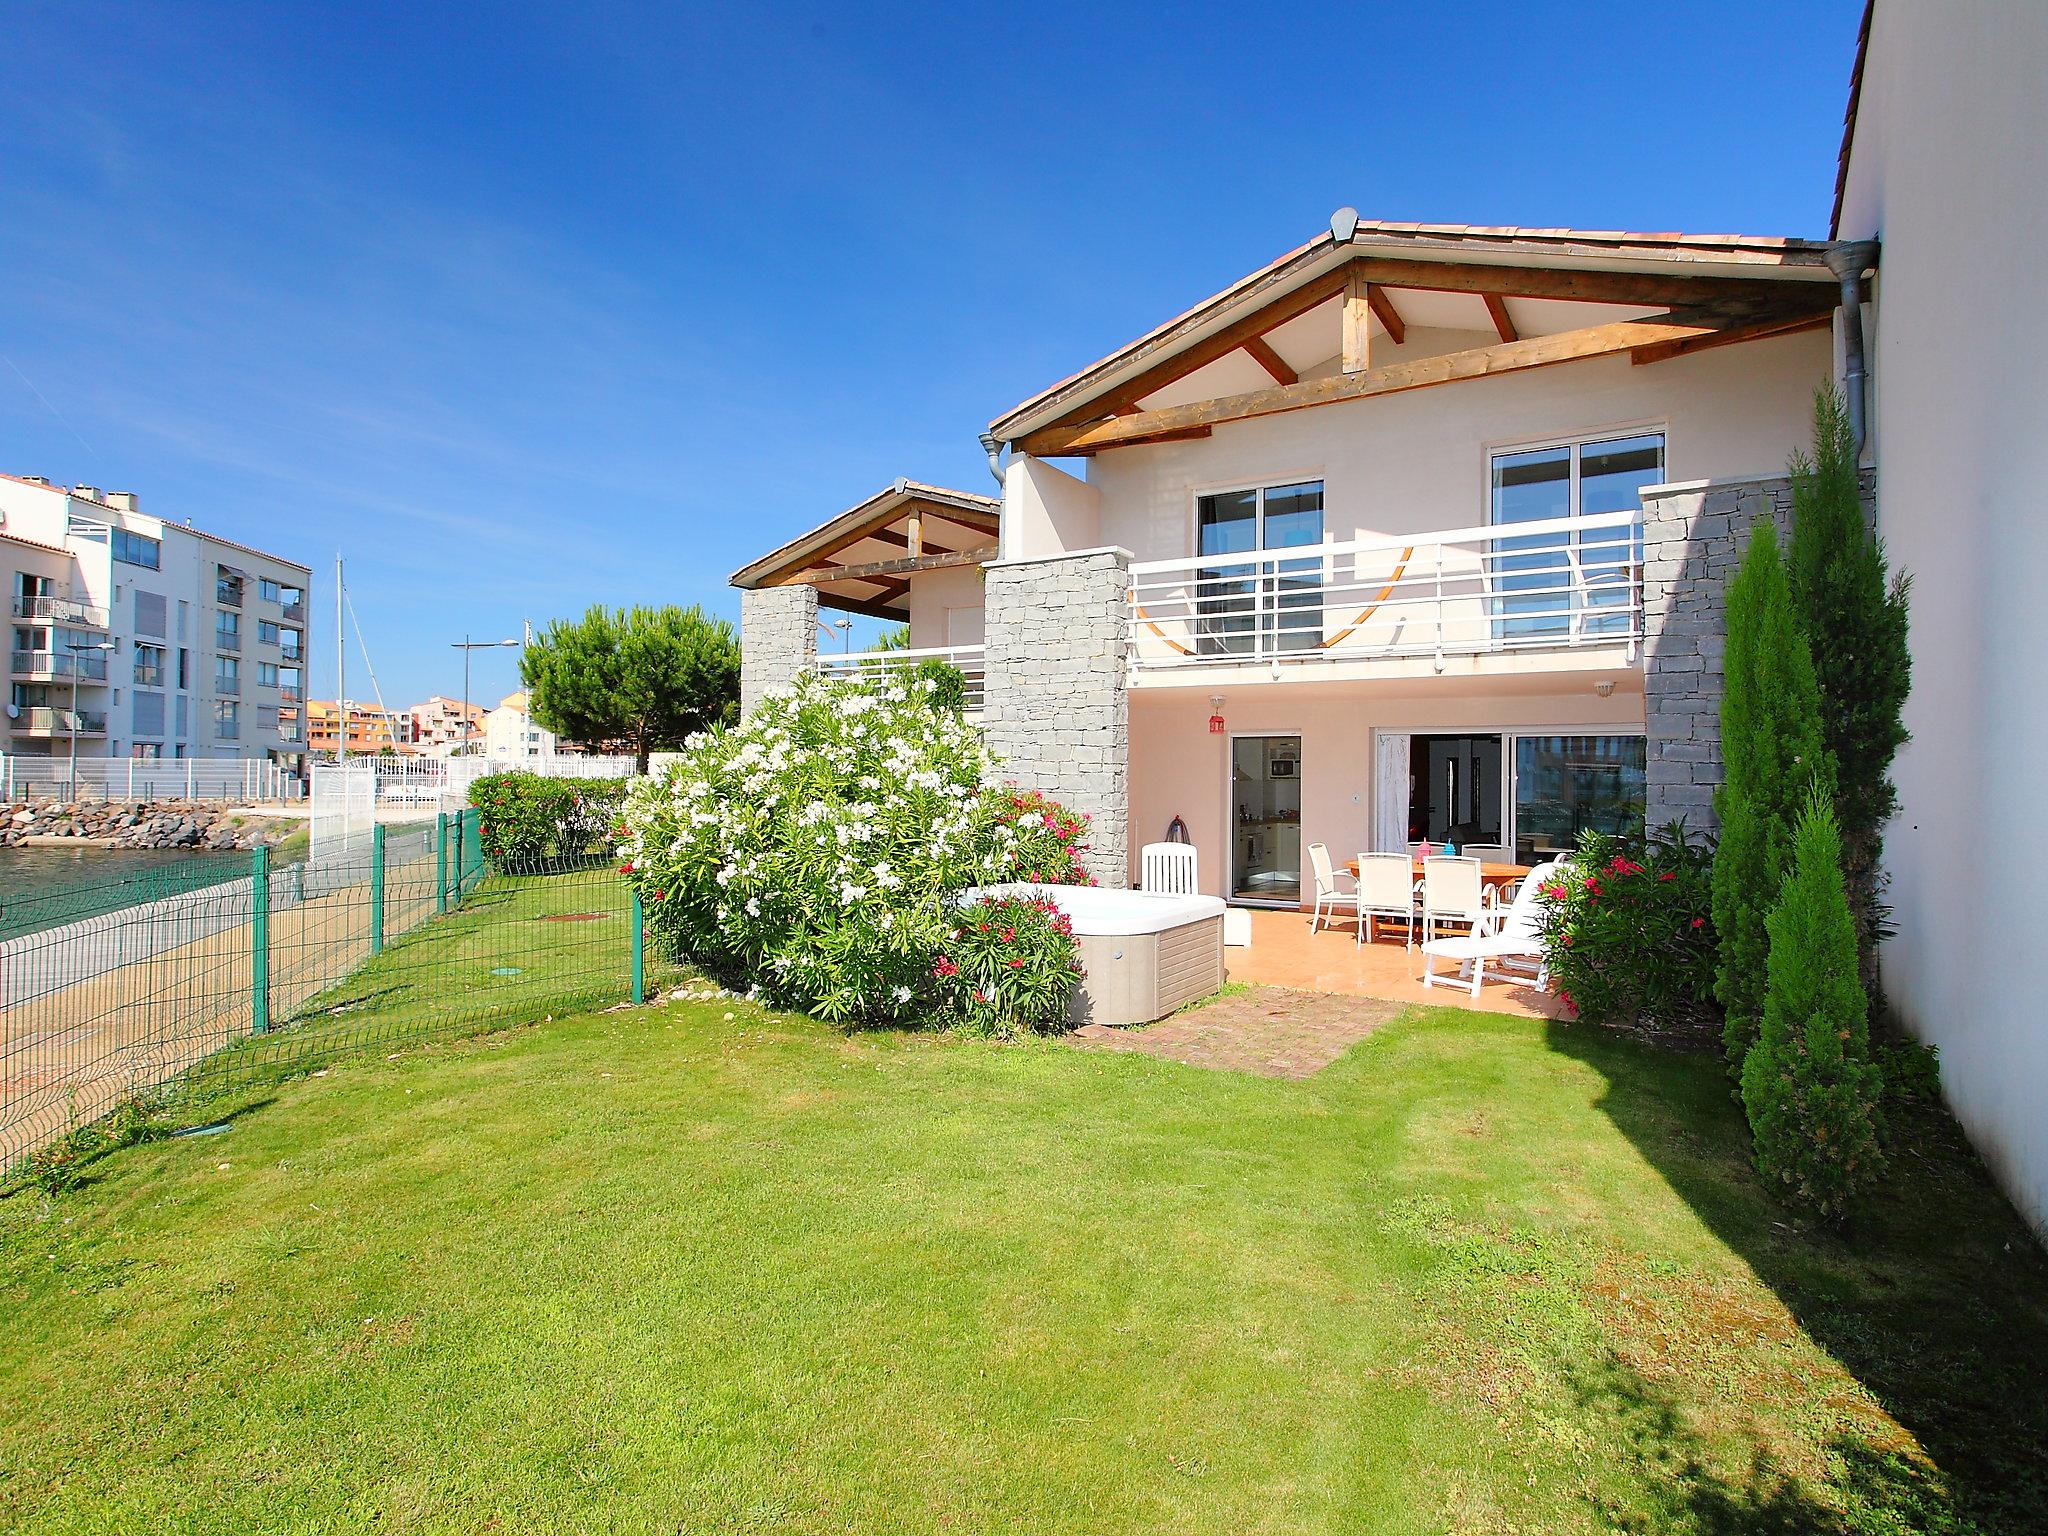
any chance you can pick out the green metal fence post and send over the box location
[630,888,645,1002]
[250,844,271,1036]
[370,823,387,955]
[463,808,483,895]
[435,812,449,915]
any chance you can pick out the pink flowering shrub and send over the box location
[1534,821,1718,1035]
[937,892,1084,1036]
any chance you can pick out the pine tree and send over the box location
[1714,522,1834,1074]
[1786,387,1912,965]
[1740,786,1886,1220]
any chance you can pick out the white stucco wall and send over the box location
[1003,455,1101,560]
[1837,0,2048,1236]
[1078,328,1831,563]
[905,564,986,649]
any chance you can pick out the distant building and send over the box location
[409,694,485,756]
[0,476,310,773]
[303,699,400,756]
[482,691,560,760]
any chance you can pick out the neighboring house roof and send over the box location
[730,479,1001,621]
[0,529,75,557]
[987,216,1840,448]
[1831,0,1876,237]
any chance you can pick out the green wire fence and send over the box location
[0,808,664,1176]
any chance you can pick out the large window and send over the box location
[216,610,240,651]
[1490,432,1662,639]
[1407,734,1505,848]
[112,529,160,570]
[1195,480,1324,657]
[1512,735,1647,863]
[133,643,165,686]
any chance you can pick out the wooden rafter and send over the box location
[818,590,906,620]
[1483,293,1518,343]
[1242,334,1297,385]
[1342,267,1373,373]
[1046,265,1355,428]
[790,546,996,587]
[1629,308,1832,365]
[1366,285,1406,345]
[1016,308,1805,457]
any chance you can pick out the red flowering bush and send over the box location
[936,892,1084,1037]
[1535,821,1717,1036]
[979,787,1096,888]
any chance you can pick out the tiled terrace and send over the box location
[1223,908,1564,1020]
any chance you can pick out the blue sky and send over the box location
[3,1,1864,708]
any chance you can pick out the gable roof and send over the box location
[989,217,1839,445]
[730,479,1001,620]
[1831,0,1876,237]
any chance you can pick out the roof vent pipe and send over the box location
[1825,239,1880,455]
[978,431,1006,488]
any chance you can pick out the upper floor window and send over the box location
[134,643,165,687]
[1194,480,1325,656]
[259,577,282,603]
[1489,432,1663,639]
[216,567,243,606]
[112,529,160,570]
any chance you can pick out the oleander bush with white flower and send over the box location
[616,670,1091,1027]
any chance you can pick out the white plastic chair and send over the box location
[1140,842,1198,895]
[1420,856,1487,947]
[1306,842,1357,933]
[1422,859,1567,996]
[1355,851,1418,948]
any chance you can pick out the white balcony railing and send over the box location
[9,651,109,681]
[1126,510,1642,675]
[11,594,109,628]
[18,707,108,735]
[815,644,987,711]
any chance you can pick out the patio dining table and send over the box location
[1345,857,1531,894]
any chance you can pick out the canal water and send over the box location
[0,846,256,942]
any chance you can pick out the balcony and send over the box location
[280,684,302,703]
[217,630,241,654]
[11,594,109,628]
[217,719,241,742]
[216,581,243,608]
[17,707,107,736]
[217,676,242,698]
[1124,511,1642,683]
[281,599,306,623]
[815,644,986,711]
[10,650,108,682]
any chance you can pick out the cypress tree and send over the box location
[1786,388,1912,965]
[1740,786,1885,1219]
[1713,521,1834,1074]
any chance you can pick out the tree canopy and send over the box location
[520,604,740,771]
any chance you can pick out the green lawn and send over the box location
[3,995,2045,1534]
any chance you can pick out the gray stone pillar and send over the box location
[739,584,818,719]
[1639,471,1873,833]
[982,548,1131,887]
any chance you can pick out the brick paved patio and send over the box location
[1073,987,1403,1079]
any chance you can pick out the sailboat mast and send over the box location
[335,554,347,764]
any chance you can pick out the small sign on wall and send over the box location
[1208,714,1225,735]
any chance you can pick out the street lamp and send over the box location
[815,615,851,655]
[65,639,115,801]
[450,636,520,758]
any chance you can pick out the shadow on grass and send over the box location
[1547,1019,2048,1535]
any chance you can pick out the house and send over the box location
[0,476,310,772]
[736,2,2048,1236]
[739,221,1846,904]
[482,691,559,760]
[1832,0,2048,1235]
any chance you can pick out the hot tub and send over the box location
[958,884,1227,1026]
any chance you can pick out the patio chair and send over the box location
[1306,842,1357,933]
[1420,856,1487,947]
[1355,851,1418,949]
[1141,841,1198,895]
[1421,859,1568,997]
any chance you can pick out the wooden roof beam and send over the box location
[1484,293,1518,343]
[1017,308,1792,456]
[1242,334,1298,385]
[791,546,996,586]
[1367,284,1406,345]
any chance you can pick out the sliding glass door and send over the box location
[1386,731,1646,861]
[1490,432,1662,640]
[1510,735,1647,864]
[1195,482,1324,658]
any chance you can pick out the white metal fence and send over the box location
[1,755,301,803]
[309,755,643,864]
[1125,510,1642,673]
[816,644,987,710]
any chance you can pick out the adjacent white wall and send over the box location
[1002,455,1101,560]
[1837,0,2048,1237]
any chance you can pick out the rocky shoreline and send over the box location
[2,799,300,852]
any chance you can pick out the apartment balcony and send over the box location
[217,676,242,698]
[216,583,243,608]
[217,631,241,654]
[217,720,241,742]
[280,684,302,703]
[814,644,986,712]
[16,707,107,736]
[1124,511,1642,687]
[281,599,306,624]
[10,650,109,682]
[279,645,303,664]
[11,595,109,629]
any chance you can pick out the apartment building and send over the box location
[409,694,485,756]
[302,699,401,756]
[482,691,561,760]
[0,477,309,773]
